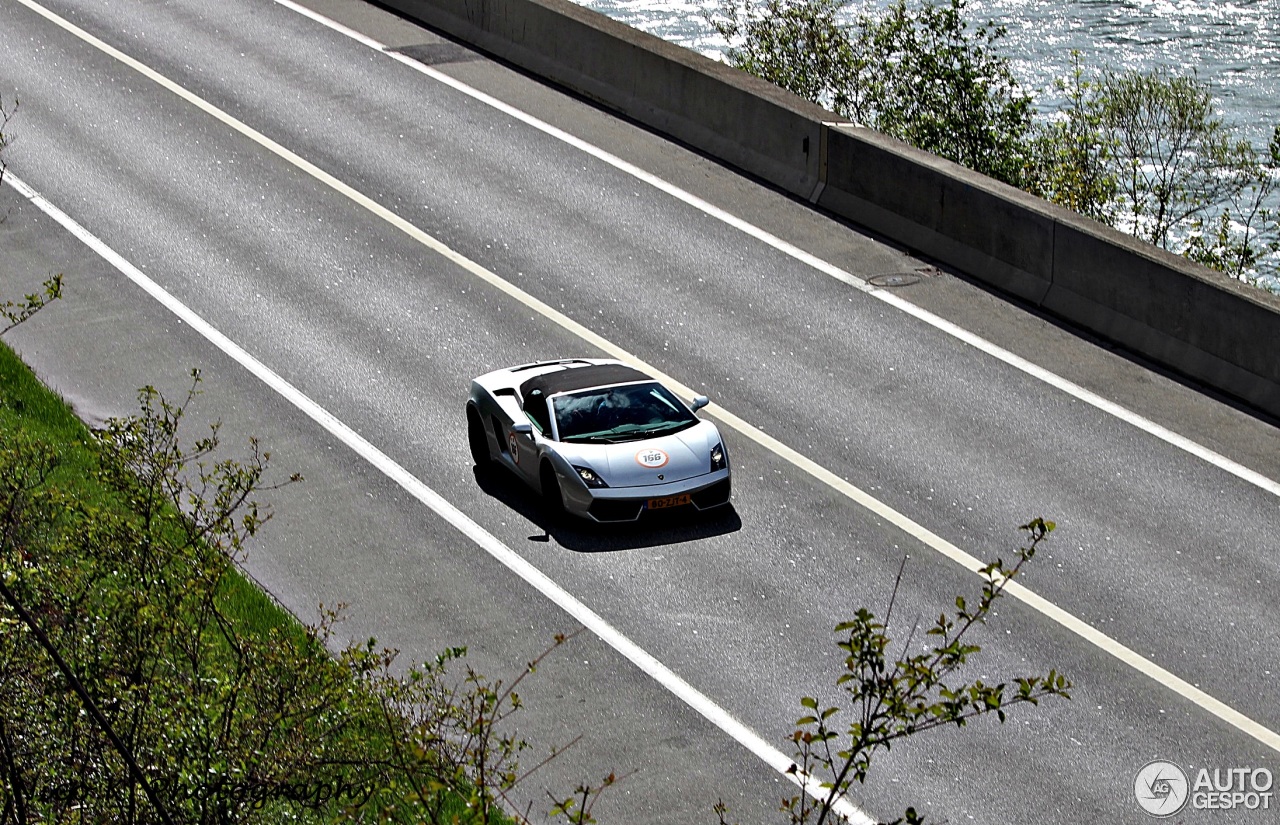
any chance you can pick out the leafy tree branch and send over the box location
[711,519,1071,825]
[0,96,13,193]
[0,359,617,823]
[709,0,1036,186]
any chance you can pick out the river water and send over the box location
[575,0,1280,147]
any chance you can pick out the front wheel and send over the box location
[467,406,490,466]
[540,463,565,522]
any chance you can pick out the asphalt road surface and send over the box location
[2,0,1278,822]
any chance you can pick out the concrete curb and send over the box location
[371,0,1280,420]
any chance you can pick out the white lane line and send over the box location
[273,0,1280,501]
[14,0,1280,772]
[1,169,872,825]
[702,403,1280,756]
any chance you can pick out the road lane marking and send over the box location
[268,0,1280,502]
[1,168,872,825]
[11,0,1280,786]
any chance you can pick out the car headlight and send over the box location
[573,465,609,488]
[710,442,726,471]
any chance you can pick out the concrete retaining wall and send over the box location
[372,0,1280,419]
[818,125,1280,417]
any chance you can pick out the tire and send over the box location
[467,406,490,466]
[540,462,565,522]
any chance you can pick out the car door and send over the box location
[508,389,552,487]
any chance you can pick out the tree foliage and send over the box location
[1096,68,1242,249]
[0,99,62,316]
[0,363,611,824]
[1179,124,1280,285]
[0,96,12,192]
[710,0,1037,186]
[0,277,62,337]
[0,373,367,823]
[1035,65,1280,288]
[1025,53,1118,224]
[860,0,1035,187]
[710,0,858,116]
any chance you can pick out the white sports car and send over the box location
[467,359,732,522]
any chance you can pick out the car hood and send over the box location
[555,421,722,488]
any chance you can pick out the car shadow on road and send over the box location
[471,465,742,552]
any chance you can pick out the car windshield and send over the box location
[554,382,697,443]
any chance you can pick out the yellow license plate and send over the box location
[646,493,692,510]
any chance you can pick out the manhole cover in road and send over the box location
[868,273,921,288]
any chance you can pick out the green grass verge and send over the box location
[0,340,518,824]
[0,340,309,645]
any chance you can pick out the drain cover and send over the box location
[868,273,921,288]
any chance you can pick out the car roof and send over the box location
[519,362,653,400]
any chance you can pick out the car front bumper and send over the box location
[562,468,732,523]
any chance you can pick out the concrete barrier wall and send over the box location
[818,124,1280,416]
[1048,220,1280,416]
[371,0,1280,419]
[817,125,1058,306]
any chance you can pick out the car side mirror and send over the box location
[690,395,709,413]
[511,422,533,435]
